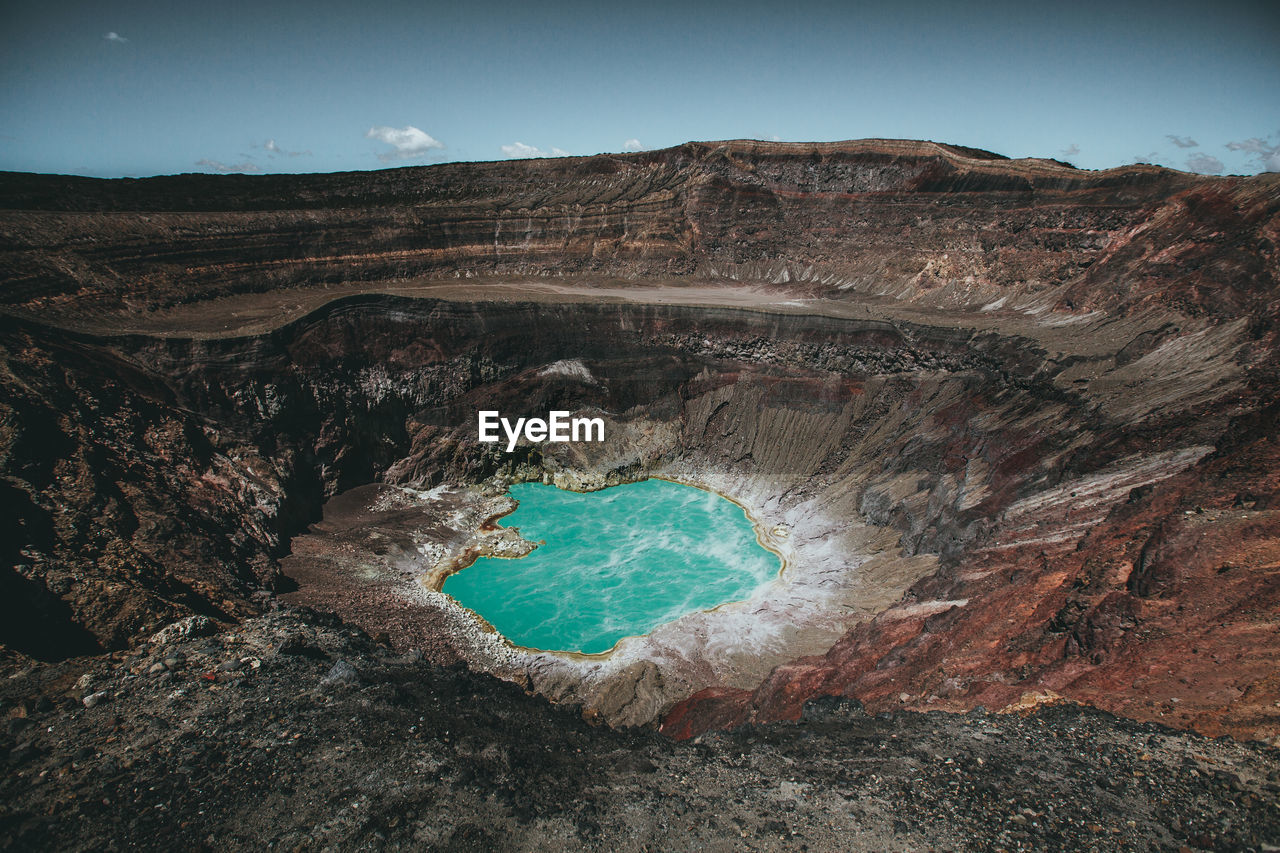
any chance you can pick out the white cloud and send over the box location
[1226,136,1280,172]
[103,32,127,43]
[623,138,644,152]
[1185,153,1224,174]
[260,138,310,158]
[1060,144,1080,157]
[366,125,444,162]
[1226,138,1269,154]
[1166,135,1198,149]
[500,142,570,159]
[1131,151,1160,165]
[195,159,260,174]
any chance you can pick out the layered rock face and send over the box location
[6,139,1271,324]
[1,140,1277,741]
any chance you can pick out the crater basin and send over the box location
[442,480,782,654]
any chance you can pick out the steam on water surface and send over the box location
[442,480,780,654]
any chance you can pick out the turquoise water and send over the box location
[442,480,781,654]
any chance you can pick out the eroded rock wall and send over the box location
[4,141,1276,326]
[1,296,1068,663]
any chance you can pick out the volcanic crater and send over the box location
[2,140,1278,849]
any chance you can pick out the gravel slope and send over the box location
[2,607,1276,852]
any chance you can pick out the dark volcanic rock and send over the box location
[0,606,1276,852]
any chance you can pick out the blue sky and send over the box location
[3,0,1278,177]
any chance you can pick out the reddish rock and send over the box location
[664,403,1280,742]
